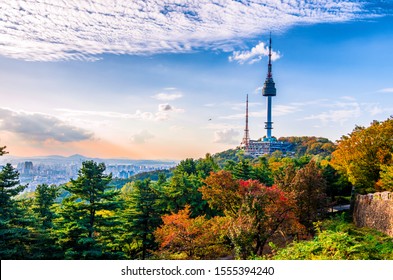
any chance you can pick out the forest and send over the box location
[0,117,392,260]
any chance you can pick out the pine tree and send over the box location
[30,184,62,259]
[252,157,274,186]
[33,184,59,229]
[0,145,7,156]
[0,163,29,259]
[54,161,121,259]
[232,160,254,180]
[120,179,161,259]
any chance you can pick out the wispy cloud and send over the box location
[152,88,183,101]
[57,105,184,122]
[302,100,393,124]
[304,107,361,125]
[219,104,300,120]
[153,92,183,101]
[0,0,385,61]
[0,108,93,142]
[229,41,280,64]
[377,88,393,93]
[56,108,155,120]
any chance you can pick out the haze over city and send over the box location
[1,0,393,160]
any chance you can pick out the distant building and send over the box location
[240,35,292,157]
[18,161,34,175]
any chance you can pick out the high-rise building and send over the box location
[241,35,292,157]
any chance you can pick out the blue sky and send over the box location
[0,0,392,160]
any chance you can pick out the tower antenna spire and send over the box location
[267,32,272,79]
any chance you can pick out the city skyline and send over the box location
[1,1,393,160]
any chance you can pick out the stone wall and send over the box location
[353,192,393,237]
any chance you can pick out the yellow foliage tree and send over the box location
[331,117,393,194]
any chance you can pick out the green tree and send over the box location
[54,161,121,259]
[320,161,352,203]
[195,153,219,178]
[120,179,161,259]
[29,184,62,259]
[33,184,59,229]
[0,163,29,259]
[232,159,254,180]
[252,157,274,186]
[0,145,7,156]
[174,158,197,176]
[162,157,215,217]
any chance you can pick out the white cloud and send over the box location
[130,130,154,144]
[0,107,93,142]
[213,128,240,145]
[0,0,383,61]
[229,41,281,64]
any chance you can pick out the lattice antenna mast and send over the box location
[241,94,250,149]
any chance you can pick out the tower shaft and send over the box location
[265,96,273,139]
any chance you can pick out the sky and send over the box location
[0,0,393,160]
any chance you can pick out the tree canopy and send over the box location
[331,117,393,194]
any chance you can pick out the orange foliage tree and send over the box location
[200,170,241,216]
[154,205,230,259]
[201,171,302,258]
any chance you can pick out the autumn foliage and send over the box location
[154,205,230,259]
[331,117,393,194]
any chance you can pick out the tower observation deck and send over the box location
[240,35,292,157]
